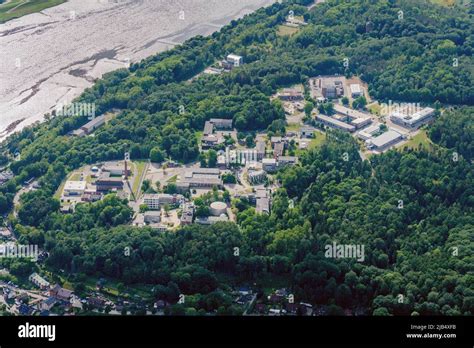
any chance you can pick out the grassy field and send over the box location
[295,132,327,156]
[367,102,382,116]
[308,132,327,150]
[131,161,147,199]
[401,130,434,151]
[286,123,302,132]
[0,0,67,23]
[54,171,74,199]
[429,0,456,6]
[277,25,300,37]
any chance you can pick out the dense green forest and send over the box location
[1,0,473,315]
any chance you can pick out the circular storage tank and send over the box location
[210,201,227,216]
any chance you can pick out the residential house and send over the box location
[29,273,50,289]
[50,284,73,302]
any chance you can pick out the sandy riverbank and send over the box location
[0,0,276,142]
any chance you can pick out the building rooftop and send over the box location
[64,181,87,191]
[350,84,362,94]
[390,107,435,126]
[317,114,356,132]
[209,118,233,127]
[191,168,220,175]
[82,115,106,132]
[262,158,277,165]
[371,130,402,148]
[182,177,222,186]
[227,54,243,61]
[351,118,371,126]
[256,141,266,153]
[279,156,298,163]
[96,172,123,182]
[361,125,381,134]
[256,197,270,214]
[334,104,370,120]
[203,121,214,135]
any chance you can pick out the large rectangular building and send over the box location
[351,117,372,129]
[226,54,243,67]
[350,84,363,98]
[368,130,403,151]
[256,141,266,160]
[334,104,370,120]
[390,107,435,129]
[203,121,214,135]
[143,194,181,210]
[357,124,381,140]
[63,181,87,196]
[316,114,356,132]
[95,173,123,192]
[277,88,304,101]
[71,115,106,137]
[179,168,222,189]
[209,118,233,129]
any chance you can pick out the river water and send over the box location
[0,0,276,141]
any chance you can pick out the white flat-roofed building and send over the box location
[334,104,370,120]
[351,117,372,129]
[368,130,403,151]
[226,54,243,67]
[357,124,381,140]
[316,114,356,132]
[143,194,181,210]
[29,273,50,289]
[63,181,87,196]
[350,84,362,98]
[390,107,435,129]
[103,164,131,177]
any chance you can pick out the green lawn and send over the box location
[277,25,300,37]
[295,132,326,156]
[367,102,382,116]
[308,132,327,150]
[429,0,457,6]
[286,123,301,132]
[0,0,67,23]
[131,161,147,199]
[401,130,434,151]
